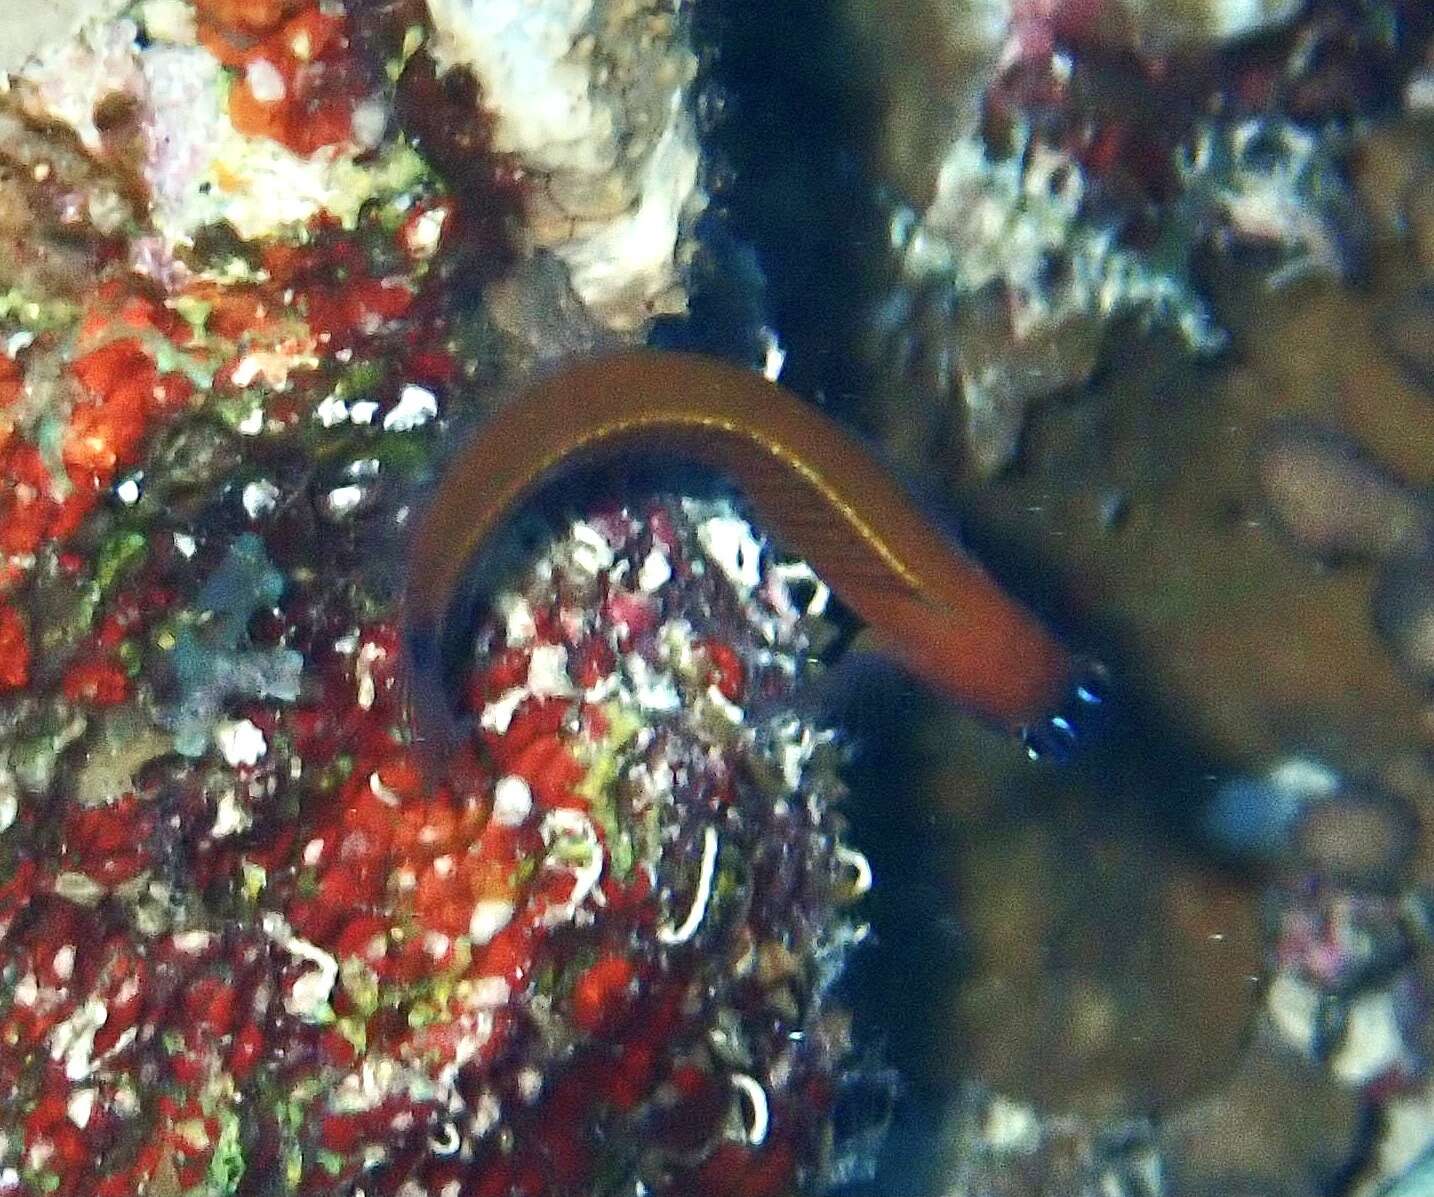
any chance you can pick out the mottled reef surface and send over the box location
[701,0,1434,1191]
[2,0,1433,1195]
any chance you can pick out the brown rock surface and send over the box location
[943,262,1434,773]
[856,245,1433,1136]
[847,709,1264,1119]
[1157,1024,1364,1197]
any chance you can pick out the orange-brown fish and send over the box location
[405,350,1075,757]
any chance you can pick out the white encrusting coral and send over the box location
[425,0,705,331]
[14,14,141,151]
[136,40,425,249]
[883,123,1222,475]
[899,127,1221,354]
[12,7,426,270]
[11,0,701,321]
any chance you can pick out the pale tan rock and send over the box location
[1110,0,1303,50]
[843,0,1304,208]
[839,0,1007,208]
[1158,1024,1362,1197]
[427,0,705,333]
[0,0,127,77]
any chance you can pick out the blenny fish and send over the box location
[406,349,1085,759]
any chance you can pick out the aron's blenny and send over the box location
[405,350,1075,751]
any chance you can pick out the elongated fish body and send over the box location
[405,350,1074,756]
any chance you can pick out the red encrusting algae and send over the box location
[1,479,869,1195]
[0,605,28,691]
[0,3,878,1192]
[199,1,372,156]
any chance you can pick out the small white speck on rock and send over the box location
[384,384,438,431]
[215,718,268,768]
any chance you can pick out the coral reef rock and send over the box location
[1100,0,1304,52]
[874,125,1219,478]
[1157,1025,1364,1197]
[0,0,127,76]
[427,0,705,332]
